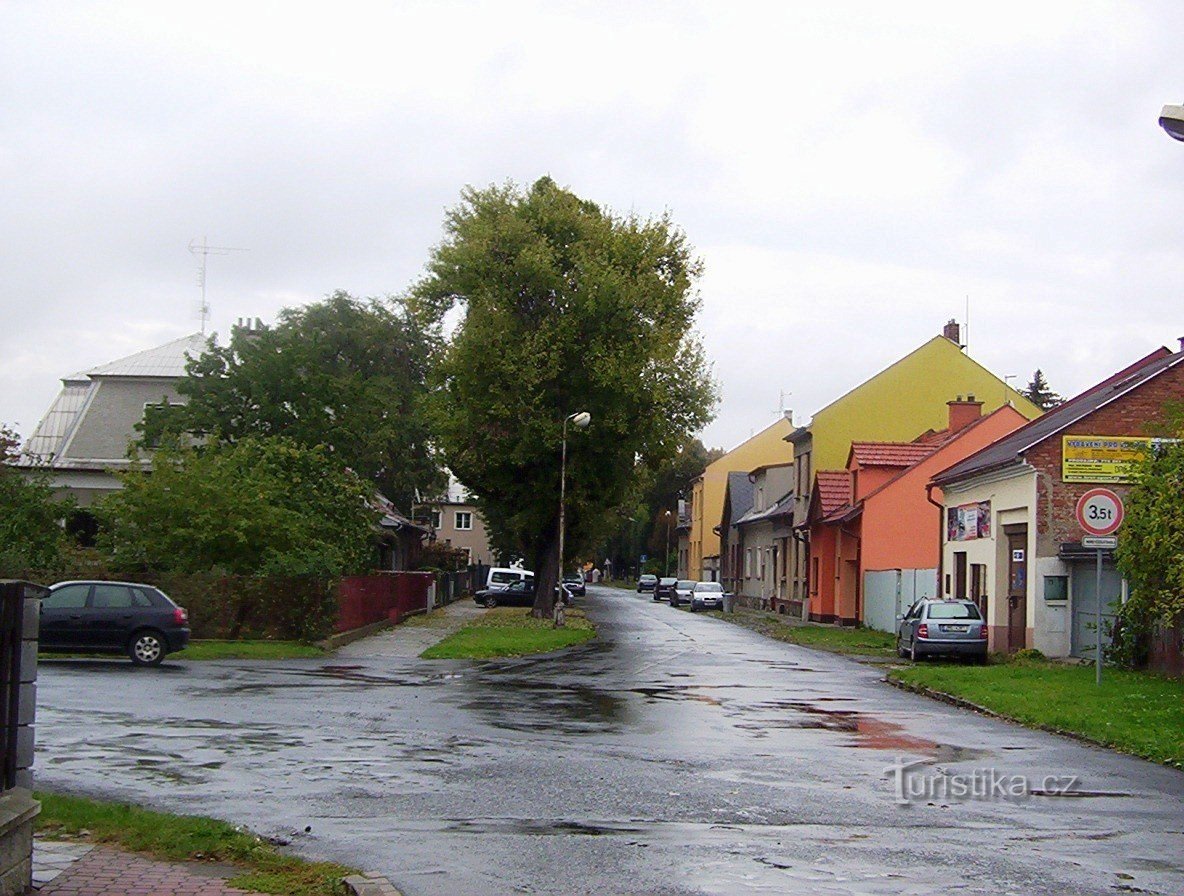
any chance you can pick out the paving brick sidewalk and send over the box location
[36,845,251,895]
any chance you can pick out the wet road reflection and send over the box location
[36,586,1184,896]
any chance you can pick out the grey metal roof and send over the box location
[724,471,755,529]
[736,490,794,527]
[81,333,207,379]
[18,333,206,465]
[934,349,1184,485]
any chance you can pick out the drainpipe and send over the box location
[926,483,944,596]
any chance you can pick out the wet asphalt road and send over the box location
[36,585,1184,896]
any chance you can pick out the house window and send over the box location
[810,557,820,595]
[455,511,473,531]
[744,548,752,577]
[431,509,442,530]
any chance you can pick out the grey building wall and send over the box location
[60,377,183,462]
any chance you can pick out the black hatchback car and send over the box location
[40,581,190,666]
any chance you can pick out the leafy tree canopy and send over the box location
[415,178,718,612]
[142,291,442,509]
[1116,410,1184,627]
[96,438,379,576]
[0,424,72,571]
[1022,369,1063,411]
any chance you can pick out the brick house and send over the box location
[931,345,1183,657]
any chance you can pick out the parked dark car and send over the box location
[39,580,190,666]
[896,598,988,661]
[474,578,573,608]
[562,571,586,597]
[670,580,696,608]
[689,581,726,612]
[653,577,678,601]
[636,574,658,593]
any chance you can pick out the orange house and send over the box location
[806,399,1030,627]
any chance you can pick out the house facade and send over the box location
[787,321,1042,618]
[688,415,793,581]
[805,401,1030,628]
[932,346,1184,658]
[422,477,495,566]
[717,472,754,596]
[731,463,794,610]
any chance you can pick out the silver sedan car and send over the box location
[897,599,988,662]
[689,581,725,612]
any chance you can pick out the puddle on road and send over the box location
[445,818,644,836]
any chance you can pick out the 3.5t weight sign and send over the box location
[1075,488,1124,537]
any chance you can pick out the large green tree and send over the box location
[143,291,442,508]
[0,424,71,571]
[96,438,378,576]
[1115,411,1184,648]
[415,178,717,615]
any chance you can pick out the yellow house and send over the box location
[785,322,1042,614]
[688,416,794,580]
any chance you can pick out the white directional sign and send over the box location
[1075,488,1124,537]
[1081,535,1118,549]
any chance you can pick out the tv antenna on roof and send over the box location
[188,236,248,334]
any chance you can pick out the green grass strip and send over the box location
[421,607,596,659]
[35,792,355,895]
[711,607,897,656]
[889,660,1184,768]
[172,640,326,660]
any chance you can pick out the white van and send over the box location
[485,567,534,591]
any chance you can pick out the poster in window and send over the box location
[946,501,991,542]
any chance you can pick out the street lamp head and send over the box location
[1159,104,1184,141]
[568,411,591,429]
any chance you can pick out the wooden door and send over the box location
[1006,529,1028,652]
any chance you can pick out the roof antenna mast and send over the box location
[188,236,248,334]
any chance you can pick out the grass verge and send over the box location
[172,640,326,661]
[713,607,897,657]
[888,659,1184,768]
[35,791,355,895]
[421,606,596,659]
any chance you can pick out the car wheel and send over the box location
[129,630,166,666]
[484,596,498,608]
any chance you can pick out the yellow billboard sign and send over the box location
[1062,436,1152,483]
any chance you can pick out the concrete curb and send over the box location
[317,619,396,651]
[342,872,404,895]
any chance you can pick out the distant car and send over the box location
[562,571,586,597]
[896,599,988,662]
[636,574,658,593]
[689,581,725,612]
[39,580,190,666]
[474,578,572,608]
[670,580,696,608]
[653,577,678,601]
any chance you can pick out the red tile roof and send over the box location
[814,470,852,517]
[849,441,938,468]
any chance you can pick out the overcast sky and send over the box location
[2,1,1182,452]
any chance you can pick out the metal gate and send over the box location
[863,569,937,633]
[1070,562,1122,659]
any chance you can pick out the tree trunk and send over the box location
[531,522,560,619]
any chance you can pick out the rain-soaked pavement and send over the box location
[36,586,1184,896]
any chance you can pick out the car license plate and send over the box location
[943,625,969,633]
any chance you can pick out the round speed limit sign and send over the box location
[1075,488,1124,537]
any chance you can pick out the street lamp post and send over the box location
[664,509,673,577]
[558,411,591,589]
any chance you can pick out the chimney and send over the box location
[783,408,793,425]
[947,395,984,433]
[942,319,961,345]
[1178,336,1184,352]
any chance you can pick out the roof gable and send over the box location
[934,348,1184,485]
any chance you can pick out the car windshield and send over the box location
[927,602,981,620]
[562,573,581,581]
[677,581,695,589]
[659,578,676,585]
[696,582,723,592]
[640,575,656,582]
[491,571,520,584]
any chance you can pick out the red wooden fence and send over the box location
[335,572,434,632]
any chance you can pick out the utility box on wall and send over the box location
[0,581,42,895]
